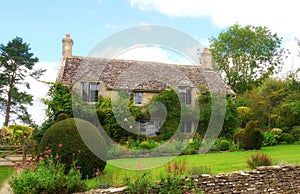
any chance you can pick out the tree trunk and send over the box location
[3,89,12,126]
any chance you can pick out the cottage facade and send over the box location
[56,34,233,136]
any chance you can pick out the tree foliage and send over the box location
[0,37,44,126]
[42,82,73,121]
[209,24,286,94]
[236,77,300,131]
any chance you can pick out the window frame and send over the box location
[82,82,99,103]
[178,86,192,105]
[180,120,193,134]
[140,120,161,136]
[134,92,143,105]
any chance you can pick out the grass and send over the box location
[86,144,300,189]
[2,145,300,189]
[0,166,14,186]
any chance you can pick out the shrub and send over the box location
[247,152,272,169]
[123,171,154,194]
[156,173,197,194]
[56,112,69,122]
[234,121,264,150]
[263,132,277,146]
[9,147,86,194]
[165,159,188,176]
[292,126,300,141]
[270,128,282,140]
[139,141,150,150]
[279,133,295,144]
[7,124,34,145]
[39,118,107,179]
[217,139,230,151]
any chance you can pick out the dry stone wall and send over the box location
[79,165,300,194]
[192,165,300,193]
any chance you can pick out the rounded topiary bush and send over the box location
[139,141,150,150]
[39,118,107,179]
[234,121,263,150]
[56,112,69,122]
[219,139,230,151]
[279,133,295,144]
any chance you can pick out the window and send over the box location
[82,82,99,102]
[140,120,161,136]
[180,121,192,133]
[134,92,143,104]
[178,87,192,105]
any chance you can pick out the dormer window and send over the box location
[82,82,99,102]
[178,87,192,105]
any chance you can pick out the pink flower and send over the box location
[47,149,52,153]
[58,144,63,147]
[39,156,44,161]
[78,149,81,153]
[76,166,81,169]
[49,160,53,163]
[55,155,60,159]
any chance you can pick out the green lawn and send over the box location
[2,145,300,189]
[84,144,300,189]
[106,144,300,174]
[0,166,14,186]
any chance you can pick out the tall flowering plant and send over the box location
[9,144,86,194]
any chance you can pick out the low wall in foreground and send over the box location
[78,165,300,193]
[193,165,300,193]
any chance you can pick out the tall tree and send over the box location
[0,37,44,126]
[209,24,286,94]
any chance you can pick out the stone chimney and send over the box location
[62,34,73,57]
[201,48,213,69]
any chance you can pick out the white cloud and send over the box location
[115,45,193,65]
[130,0,300,77]
[26,61,59,125]
[106,24,117,30]
[130,0,300,37]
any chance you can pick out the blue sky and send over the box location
[1,0,300,125]
[0,0,222,62]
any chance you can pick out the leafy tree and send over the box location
[34,82,73,143]
[198,88,237,138]
[0,37,44,126]
[42,82,73,121]
[209,24,286,94]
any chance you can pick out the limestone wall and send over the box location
[193,165,300,193]
[78,165,300,194]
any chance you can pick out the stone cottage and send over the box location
[56,34,233,136]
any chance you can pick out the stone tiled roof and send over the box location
[57,56,233,94]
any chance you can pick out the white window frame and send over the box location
[180,121,192,134]
[140,120,161,136]
[82,82,99,102]
[178,86,192,105]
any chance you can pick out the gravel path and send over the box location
[0,180,13,194]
